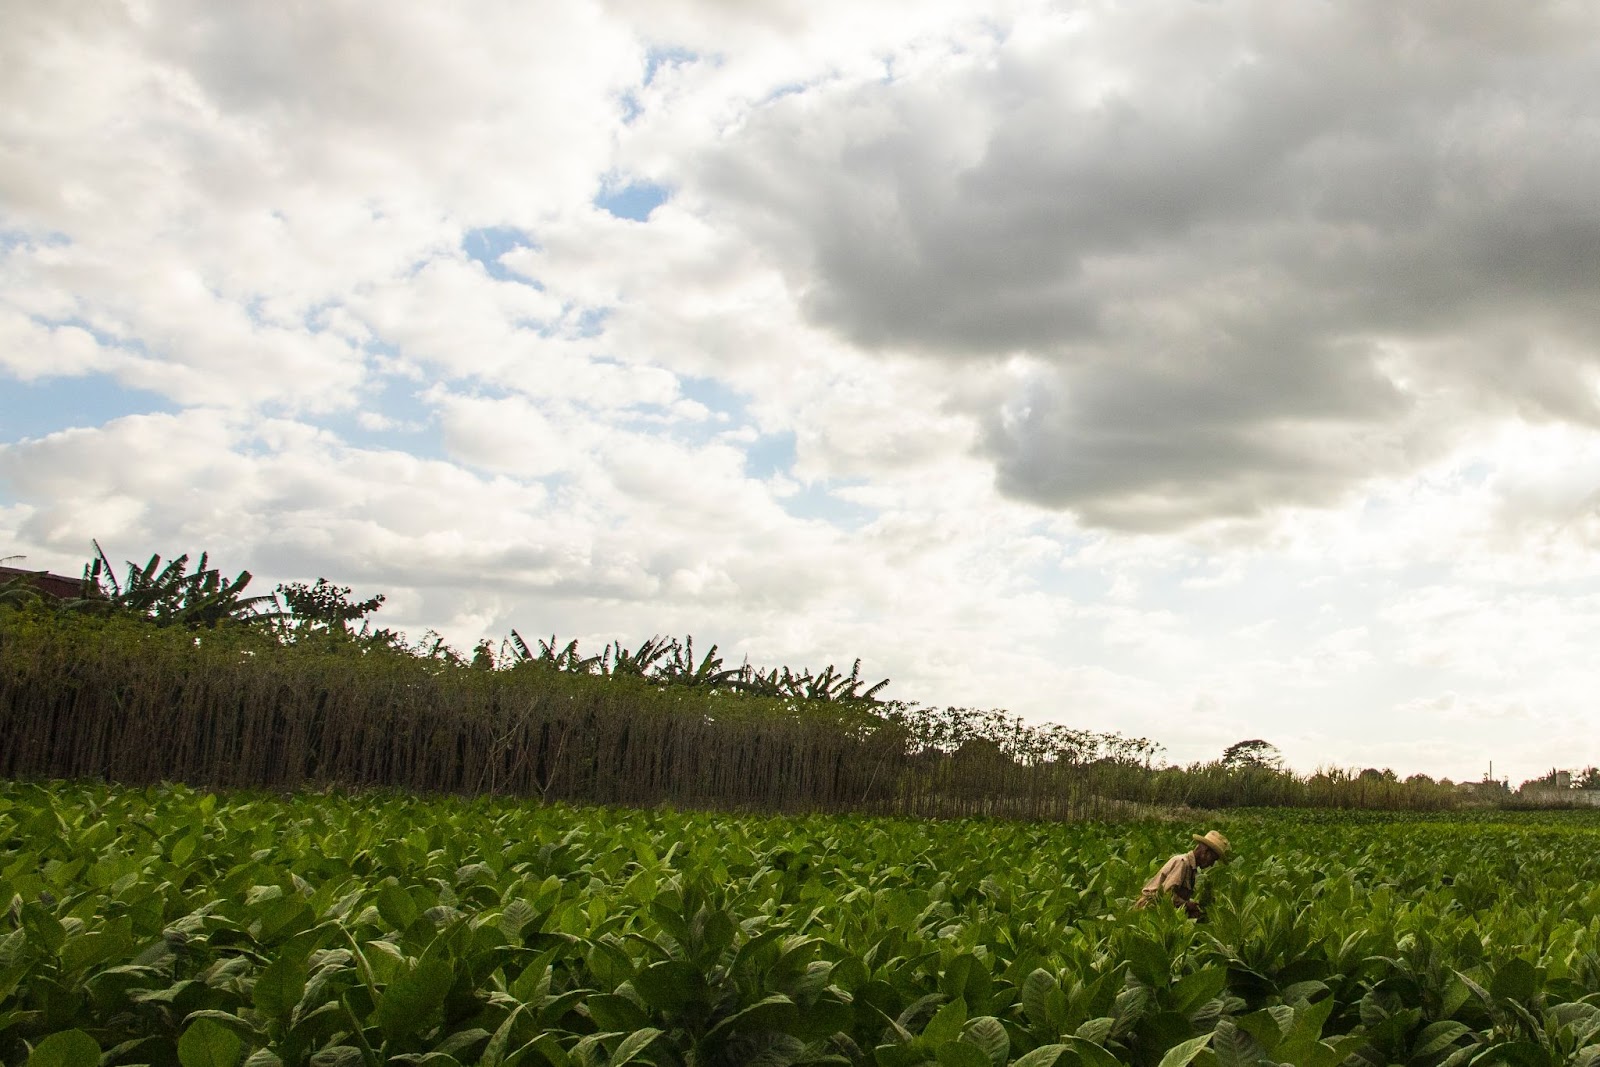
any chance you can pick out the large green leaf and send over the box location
[27,1031,102,1067]
[1022,969,1066,1033]
[254,953,311,1020]
[961,1017,1009,1067]
[1059,1035,1124,1067]
[924,999,968,1044]
[377,958,456,1040]
[633,960,710,1013]
[1157,1033,1214,1067]
[1413,1021,1472,1059]
[936,1042,992,1067]
[1124,934,1171,986]
[1170,968,1228,1017]
[610,1028,664,1066]
[179,1018,246,1067]
[1491,961,1538,1005]
[705,994,799,1042]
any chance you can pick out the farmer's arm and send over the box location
[1158,854,1203,918]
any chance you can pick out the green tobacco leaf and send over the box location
[936,1041,992,1067]
[254,953,310,1019]
[1413,1021,1471,1059]
[308,1046,365,1067]
[480,1004,527,1067]
[1235,1006,1291,1055]
[925,999,968,1044]
[587,993,651,1033]
[431,1029,491,1060]
[1059,1035,1124,1067]
[1284,994,1334,1045]
[1491,960,1538,1004]
[1171,968,1228,1016]
[187,1011,267,1044]
[961,1017,1009,1067]
[378,958,456,1040]
[1022,969,1065,1031]
[1072,1017,1114,1046]
[1281,981,1329,1009]
[790,995,854,1041]
[1158,1033,1214,1067]
[706,994,799,1041]
[498,899,538,940]
[1124,934,1170,986]
[507,1033,571,1067]
[1474,1042,1553,1067]
[610,1028,664,1066]
[26,1030,101,1067]
[179,1017,246,1067]
[694,908,736,961]
[570,1031,623,1067]
[633,960,709,1013]
[377,884,421,932]
[1012,1047,1072,1067]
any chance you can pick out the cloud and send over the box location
[0,2,644,419]
[9,0,1600,789]
[693,1,1600,530]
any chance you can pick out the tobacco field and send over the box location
[4,783,1600,1067]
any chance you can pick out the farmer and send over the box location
[1134,830,1230,920]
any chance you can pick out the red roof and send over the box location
[0,565,88,600]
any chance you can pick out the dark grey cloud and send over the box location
[696,1,1600,529]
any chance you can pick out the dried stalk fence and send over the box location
[0,613,1466,815]
[0,616,928,813]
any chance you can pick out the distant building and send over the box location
[1519,788,1600,807]
[0,565,86,601]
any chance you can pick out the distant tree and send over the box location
[74,541,281,629]
[1405,773,1436,786]
[1519,768,1574,791]
[1577,766,1600,791]
[1221,739,1285,771]
[275,578,386,637]
[1359,767,1397,782]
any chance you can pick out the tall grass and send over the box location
[0,606,1465,816]
[0,609,906,812]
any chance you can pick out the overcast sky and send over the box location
[5,1,1600,785]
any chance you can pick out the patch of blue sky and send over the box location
[756,82,810,108]
[779,480,877,530]
[645,46,700,86]
[310,372,449,461]
[678,375,748,418]
[574,307,612,338]
[781,483,876,529]
[594,181,670,222]
[0,371,175,443]
[0,228,69,254]
[743,431,796,480]
[461,226,540,284]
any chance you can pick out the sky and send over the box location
[4,1,1600,786]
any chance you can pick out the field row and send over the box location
[4,783,1600,1066]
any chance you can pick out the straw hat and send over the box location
[1192,830,1231,861]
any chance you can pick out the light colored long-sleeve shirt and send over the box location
[1135,850,1198,910]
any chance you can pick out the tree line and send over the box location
[0,544,1477,815]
